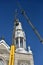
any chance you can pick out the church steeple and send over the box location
[13,19,26,51]
[12,10,32,54]
[12,9,26,53]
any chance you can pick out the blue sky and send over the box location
[0,0,43,65]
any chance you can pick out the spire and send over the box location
[12,10,26,53]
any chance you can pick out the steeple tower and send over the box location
[12,11,34,65]
[13,18,26,52]
[12,10,26,53]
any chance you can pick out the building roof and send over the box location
[0,40,10,53]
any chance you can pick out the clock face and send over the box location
[18,60,30,65]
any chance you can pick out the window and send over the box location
[18,60,30,65]
[20,37,23,48]
[20,62,28,65]
[0,59,4,65]
[16,38,19,48]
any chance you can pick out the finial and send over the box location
[28,46,32,54]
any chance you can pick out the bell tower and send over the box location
[13,19,26,52]
[12,9,27,52]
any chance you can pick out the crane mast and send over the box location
[8,45,15,65]
[8,9,19,65]
[8,10,18,65]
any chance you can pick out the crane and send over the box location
[17,1,43,43]
[21,10,43,43]
[8,2,43,65]
[8,44,15,65]
[8,9,19,65]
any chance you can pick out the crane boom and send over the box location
[17,1,43,43]
[21,10,43,43]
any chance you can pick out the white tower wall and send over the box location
[13,19,26,50]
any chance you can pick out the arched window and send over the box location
[0,59,4,65]
[20,37,23,48]
[16,38,19,48]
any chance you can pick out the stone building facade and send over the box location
[0,19,34,65]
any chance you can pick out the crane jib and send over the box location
[21,10,43,43]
